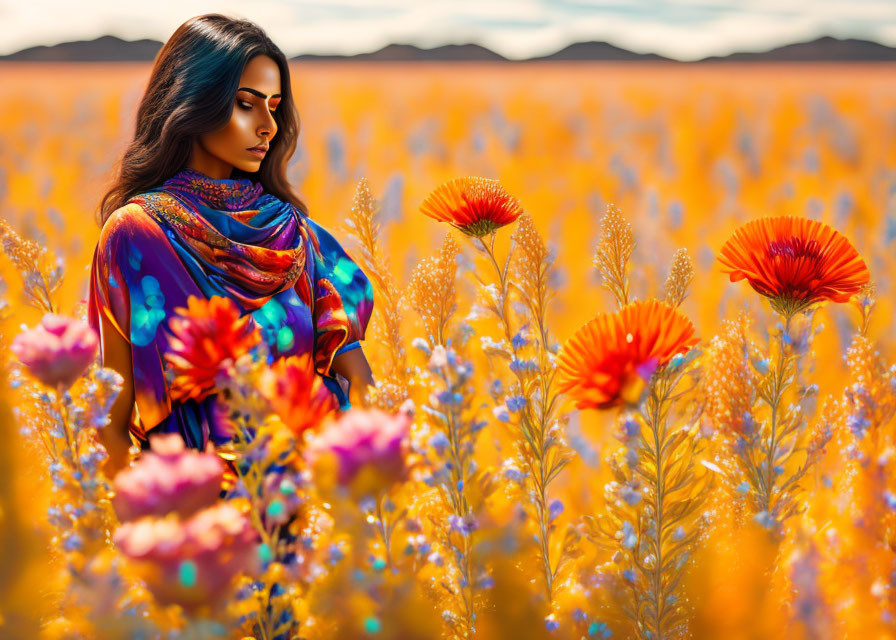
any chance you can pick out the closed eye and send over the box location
[237,100,277,114]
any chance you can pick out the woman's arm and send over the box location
[96,312,135,478]
[330,346,375,408]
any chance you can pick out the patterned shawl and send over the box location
[87,167,374,450]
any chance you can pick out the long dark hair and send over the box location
[97,13,308,225]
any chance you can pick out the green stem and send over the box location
[375,495,393,569]
[478,233,555,605]
[762,313,792,517]
[647,376,671,638]
[56,385,84,478]
[431,341,475,631]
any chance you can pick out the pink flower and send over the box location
[306,407,411,495]
[112,433,225,522]
[113,502,258,612]
[11,313,98,388]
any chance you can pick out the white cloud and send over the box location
[0,0,894,59]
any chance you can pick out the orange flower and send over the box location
[717,216,870,318]
[556,299,699,410]
[420,177,523,237]
[258,353,338,436]
[165,295,261,403]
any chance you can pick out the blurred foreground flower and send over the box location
[165,295,261,403]
[112,433,225,522]
[9,313,143,636]
[258,353,337,436]
[112,434,257,613]
[113,502,258,612]
[420,176,523,237]
[556,298,699,410]
[306,406,411,496]
[11,313,98,388]
[717,215,870,318]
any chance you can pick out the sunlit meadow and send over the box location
[1,61,895,639]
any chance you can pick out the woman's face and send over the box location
[189,54,282,179]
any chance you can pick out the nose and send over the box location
[258,111,277,139]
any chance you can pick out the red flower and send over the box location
[165,295,261,403]
[556,299,699,410]
[420,177,523,237]
[258,353,338,436]
[717,216,870,318]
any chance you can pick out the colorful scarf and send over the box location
[87,167,374,450]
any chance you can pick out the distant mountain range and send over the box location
[2,34,895,63]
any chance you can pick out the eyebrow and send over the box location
[237,87,281,100]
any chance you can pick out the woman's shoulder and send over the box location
[104,201,145,228]
[98,201,166,250]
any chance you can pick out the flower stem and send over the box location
[477,233,556,606]
[645,374,671,638]
[761,313,792,520]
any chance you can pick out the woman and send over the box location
[87,14,375,478]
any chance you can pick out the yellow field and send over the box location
[1,61,895,639]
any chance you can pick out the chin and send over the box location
[235,161,262,173]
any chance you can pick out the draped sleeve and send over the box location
[88,205,135,356]
[301,215,374,378]
[87,202,190,441]
[87,205,142,442]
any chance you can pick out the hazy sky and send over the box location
[1,0,895,60]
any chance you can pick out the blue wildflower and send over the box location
[429,432,449,455]
[742,411,756,435]
[884,491,896,511]
[62,533,83,552]
[620,486,641,506]
[620,521,637,549]
[503,467,525,483]
[449,513,477,535]
[588,620,611,637]
[754,510,776,530]
[493,404,510,423]
[548,499,564,523]
[509,357,538,375]
[478,574,495,589]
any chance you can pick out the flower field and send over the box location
[1,61,895,639]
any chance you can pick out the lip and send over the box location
[247,146,268,159]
